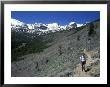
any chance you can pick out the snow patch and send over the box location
[47,23,59,31]
[77,24,83,27]
[11,18,24,26]
[69,22,76,26]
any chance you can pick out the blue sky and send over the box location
[11,11,100,25]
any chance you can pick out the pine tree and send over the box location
[88,22,95,36]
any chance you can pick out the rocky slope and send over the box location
[11,19,100,77]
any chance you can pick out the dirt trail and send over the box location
[73,49,100,77]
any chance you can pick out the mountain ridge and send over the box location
[11,18,87,34]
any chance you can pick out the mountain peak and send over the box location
[11,18,85,34]
[11,18,24,26]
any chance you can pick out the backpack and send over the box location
[80,55,86,62]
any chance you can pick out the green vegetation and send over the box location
[88,22,96,36]
[11,31,53,62]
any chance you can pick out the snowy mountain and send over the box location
[11,18,24,26]
[11,18,86,34]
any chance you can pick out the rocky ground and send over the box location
[11,20,100,77]
[74,47,100,77]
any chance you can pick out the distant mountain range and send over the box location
[11,18,88,35]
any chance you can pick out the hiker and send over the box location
[80,53,86,72]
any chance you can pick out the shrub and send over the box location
[58,45,62,55]
[77,35,80,41]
